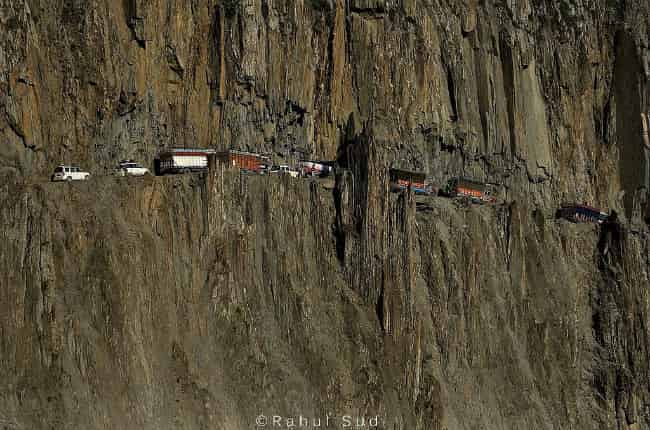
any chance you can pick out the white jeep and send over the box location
[278,165,299,178]
[115,160,150,177]
[51,165,91,182]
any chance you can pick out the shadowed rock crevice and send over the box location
[614,31,646,220]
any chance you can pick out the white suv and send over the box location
[115,160,150,177]
[51,165,91,182]
[278,165,299,177]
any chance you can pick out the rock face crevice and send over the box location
[2,1,650,429]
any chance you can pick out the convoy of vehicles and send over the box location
[51,165,91,182]
[49,149,613,227]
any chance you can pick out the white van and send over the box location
[51,165,91,182]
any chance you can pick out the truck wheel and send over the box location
[66,177,72,182]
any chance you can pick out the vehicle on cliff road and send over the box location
[260,164,299,177]
[557,203,609,224]
[297,160,334,177]
[279,165,299,177]
[389,168,436,195]
[214,150,271,174]
[441,177,497,203]
[115,160,150,177]
[51,165,91,182]
[155,148,216,175]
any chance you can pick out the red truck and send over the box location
[389,169,435,195]
[441,177,497,203]
[214,150,271,173]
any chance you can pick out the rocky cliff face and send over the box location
[2,0,650,429]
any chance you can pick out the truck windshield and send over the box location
[55,167,64,173]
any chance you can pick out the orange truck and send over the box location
[441,177,497,203]
[389,169,435,195]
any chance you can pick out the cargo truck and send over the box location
[214,150,271,173]
[389,169,435,195]
[441,177,497,203]
[155,148,216,175]
[557,203,609,224]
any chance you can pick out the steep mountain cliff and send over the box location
[1,0,650,429]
